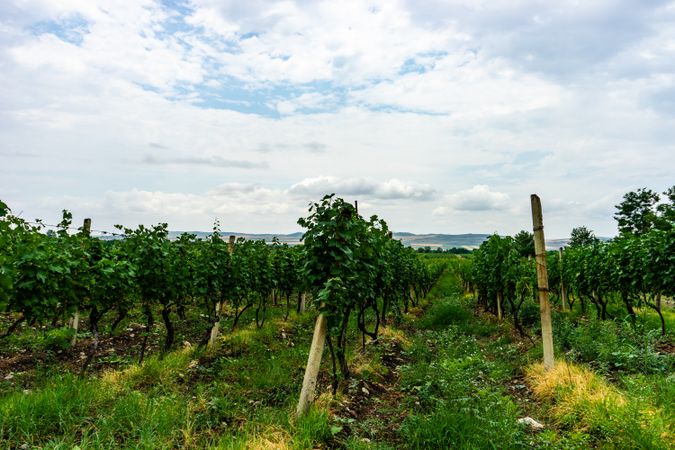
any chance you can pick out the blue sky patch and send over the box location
[29,15,89,45]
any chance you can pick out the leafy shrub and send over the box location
[41,327,74,352]
[519,300,540,328]
[419,299,471,331]
[553,316,673,374]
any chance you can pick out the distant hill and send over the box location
[162,231,596,250]
[392,233,490,249]
[167,231,304,245]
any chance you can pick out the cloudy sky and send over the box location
[1,0,674,237]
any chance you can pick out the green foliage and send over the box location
[568,226,600,248]
[400,390,525,450]
[297,194,440,380]
[560,228,674,331]
[399,322,526,449]
[553,314,673,374]
[419,297,472,331]
[614,187,660,236]
[41,327,75,352]
[513,230,535,258]
[294,409,334,448]
[655,185,675,230]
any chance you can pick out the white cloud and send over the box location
[143,154,269,169]
[186,0,465,85]
[434,185,511,214]
[273,92,339,115]
[2,0,675,239]
[289,176,436,200]
[351,54,563,116]
[7,1,205,94]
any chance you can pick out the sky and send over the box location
[1,0,674,238]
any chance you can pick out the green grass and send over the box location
[396,288,529,449]
[551,311,674,375]
[1,271,673,449]
[0,305,333,449]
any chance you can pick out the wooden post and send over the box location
[354,200,358,215]
[70,312,80,346]
[496,292,503,320]
[228,235,235,254]
[207,315,220,349]
[82,218,91,235]
[297,312,327,417]
[299,292,307,313]
[559,247,568,312]
[71,218,91,345]
[531,195,554,371]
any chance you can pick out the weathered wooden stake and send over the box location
[531,195,554,371]
[82,218,91,235]
[71,218,91,345]
[70,312,80,346]
[559,247,568,312]
[297,312,327,417]
[299,292,307,314]
[497,292,503,320]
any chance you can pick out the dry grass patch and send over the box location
[526,360,626,411]
[378,326,413,349]
[525,361,673,447]
[243,426,292,450]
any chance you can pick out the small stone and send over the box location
[4,373,14,380]
[518,417,544,431]
[361,387,370,395]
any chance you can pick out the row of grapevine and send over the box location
[0,198,443,373]
[294,195,445,414]
[467,234,536,337]
[298,195,444,384]
[462,224,674,336]
[555,229,674,333]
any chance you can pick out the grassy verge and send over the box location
[0,307,336,449]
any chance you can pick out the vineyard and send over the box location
[462,225,674,338]
[0,190,673,449]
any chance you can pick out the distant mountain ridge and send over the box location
[167,231,597,250]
